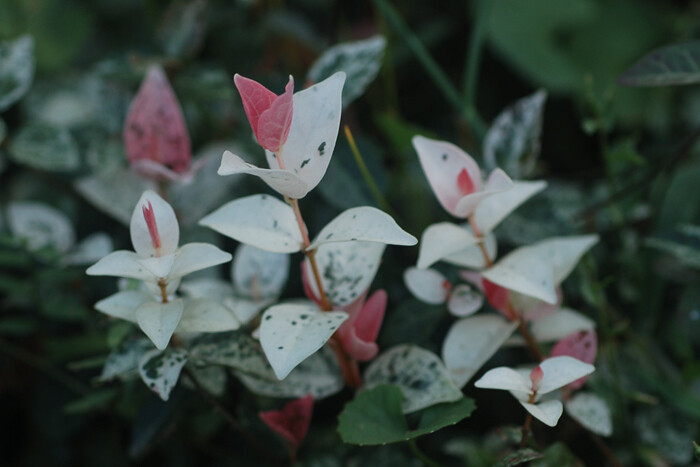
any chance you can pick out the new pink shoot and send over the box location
[259,394,314,448]
[142,201,162,253]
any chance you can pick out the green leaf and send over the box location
[0,35,34,112]
[0,117,6,144]
[138,348,188,401]
[483,90,546,179]
[495,449,544,467]
[8,123,80,172]
[308,35,386,108]
[619,41,700,86]
[64,388,119,414]
[338,385,474,445]
[693,441,700,462]
[647,224,700,270]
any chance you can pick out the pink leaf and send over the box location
[124,66,191,175]
[234,74,294,153]
[530,365,544,391]
[550,330,597,390]
[259,395,314,448]
[338,290,387,361]
[483,278,511,318]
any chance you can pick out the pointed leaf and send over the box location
[473,180,547,234]
[308,206,417,250]
[168,243,232,279]
[416,222,480,269]
[308,35,386,108]
[529,308,595,342]
[86,250,157,281]
[519,400,563,427]
[255,77,294,152]
[527,235,599,284]
[176,298,240,333]
[259,304,348,380]
[474,367,532,393]
[619,41,700,87]
[304,240,385,307]
[446,230,497,269]
[454,169,514,218]
[94,290,153,323]
[135,299,185,350]
[199,194,303,253]
[565,392,612,436]
[8,123,80,172]
[130,190,179,258]
[0,35,34,112]
[443,315,519,388]
[259,395,313,448]
[536,356,595,395]
[481,249,557,304]
[7,201,75,253]
[364,345,463,413]
[403,267,449,305]
[124,66,191,173]
[138,348,188,401]
[483,90,547,179]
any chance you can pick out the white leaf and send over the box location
[225,296,273,325]
[264,72,346,198]
[86,250,155,281]
[527,235,599,284]
[565,392,613,436]
[7,201,75,253]
[364,345,463,413]
[0,35,34,112]
[444,228,497,269]
[304,240,385,306]
[217,151,309,199]
[176,298,240,333]
[474,366,532,393]
[135,299,185,350]
[100,339,152,382]
[447,284,484,317]
[94,290,154,323]
[481,249,557,304]
[473,180,547,234]
[130,190,179,257]
[307,35,386,108]
[443,315,519,388]
[308,206,416,251]
[416,222,480,270]
[189,331,268,376]
[537,356,595,395]
[233,244,289,299]
[199,194,303,253]
[403,267,448,304]
[64,232,114,265]
[179,278,234,302]
[453,169,514,218]
[138,348,188,401]
[168,243,232,280]
[530,308,595,343]
[519,399,563,427]
[259,304,348,380]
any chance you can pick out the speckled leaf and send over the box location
[308,206,416,250]
[565,392,612,436]
[0,35,34,111]
[263,72,346,197]
[189,331,269,377]
[199,194,303,253]
[75,169,154,225]
[100,338,153,382]
[304,240,385,307]
[619,41,700,86]
[260,304,348,380]
[416,222,480,270]
[232,244,289,299]
[7,201,75,253]
[182,366,227,397]
[236,347,344,399]
[442,315,518,388]
[138,348,188,401]
[8,123,80,172]
[308,35,386,108]
[483,90,547,179]
[473,181,547,234]
[364,345,463,413]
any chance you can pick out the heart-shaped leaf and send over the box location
[138,348,188,401]
[259,304,348,380]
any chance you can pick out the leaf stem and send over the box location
[407,438,443,467]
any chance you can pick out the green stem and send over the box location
[344,125,394,216]
[463,0,492,108]
[407,438,443,467]
[374,0,487,140]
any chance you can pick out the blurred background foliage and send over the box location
[1,0,700,465]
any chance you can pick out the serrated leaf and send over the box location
[138,348,188,401]
[260,304,348,380]
[199,194,303,253]
[619,41,700,86]
[308,35,386,108]
[484,90,547,179]
[338,385,474,445]
[308,206,416,250]
[0,35,34,111]
[8,123,80,172]
[7,201,75,253]
[442,315,519,388]
[565,392,612,436]
[364,345,463,413]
